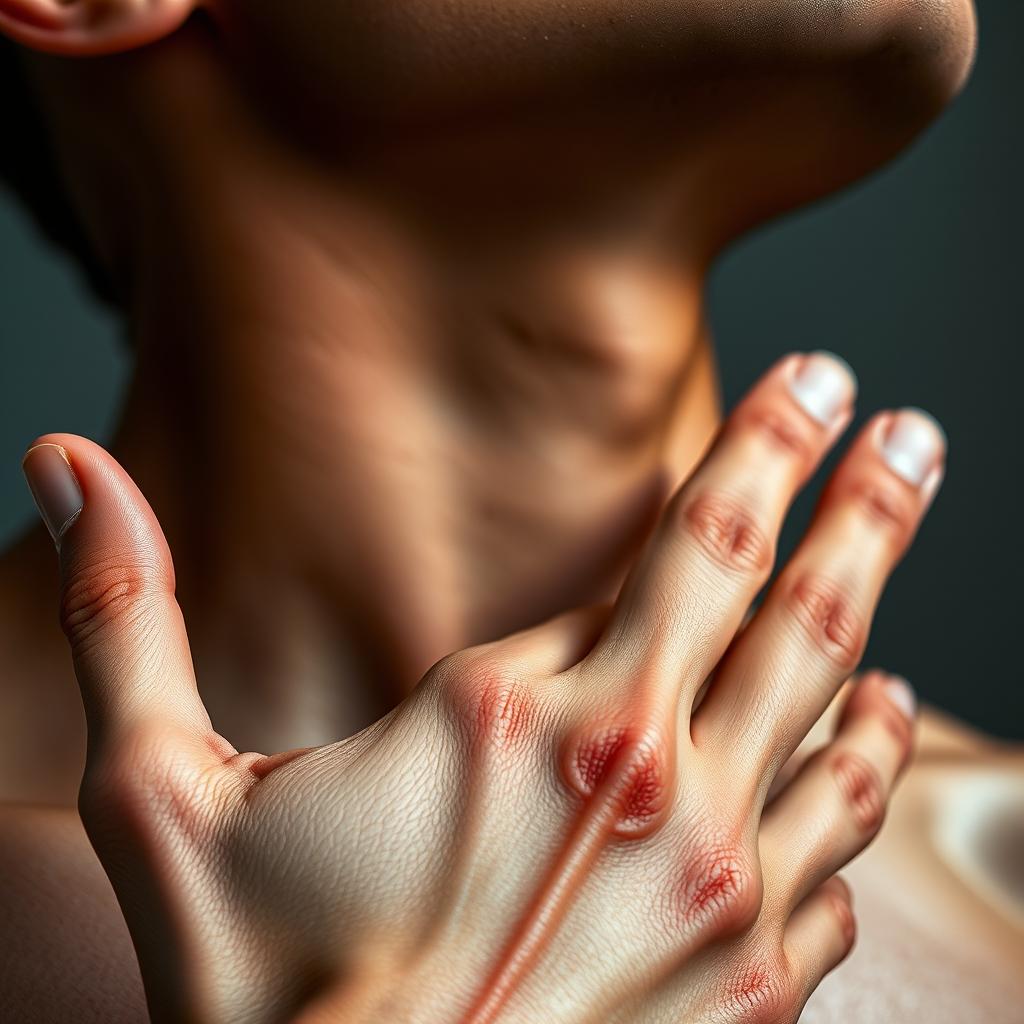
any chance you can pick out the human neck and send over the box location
[86,149,720,745]
[0,45,723,745]
[88,163,719,748]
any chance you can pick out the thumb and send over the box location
[22,435,213,761]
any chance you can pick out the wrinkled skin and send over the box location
[3,1,1014,1023]
[37,356,934,1023]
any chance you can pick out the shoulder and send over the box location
[0,530,88,805]
[0,805,147,1023]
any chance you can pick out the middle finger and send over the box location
[694,407,945,788]
[584,351,856,711]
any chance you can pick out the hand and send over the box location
[23,352,941,1023]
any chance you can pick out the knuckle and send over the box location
[436,655,537,752]
[845,475,918,548]
[564,723,671,836]
[678,491,775,579]
[60,556,170,653]
[741,404,817,466]
[571,725,628,790]
[428,648,476,686]
[830,888,858,957]
[677,841,762,938]
[786,574,865,672]
[719,956,797,1024]
[830,751,887,835]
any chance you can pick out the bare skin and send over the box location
[0,0,1021,1020]
[11,374,933,1024]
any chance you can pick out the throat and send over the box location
[103,184,719,751]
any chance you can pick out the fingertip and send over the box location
[878,408,948,489]
[809,351,858,396]
[837,671,916,776]
[785,350,858,429]
[847,670,916,721]
[880,675,916,721]
[26,435,176,581]
[898,406,948,452]
[22,440,84,550]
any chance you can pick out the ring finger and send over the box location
[583,351,856,709]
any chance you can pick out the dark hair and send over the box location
[0,38,117,307]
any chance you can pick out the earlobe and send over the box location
[0,0,199,57]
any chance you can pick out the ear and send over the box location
[0,0,199,57]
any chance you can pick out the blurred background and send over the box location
[1,1,1021,737]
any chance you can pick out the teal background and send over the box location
[1,1,1021,736]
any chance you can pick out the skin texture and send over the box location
[0,807,145,1022]
[0,0,1020,1020]
[28,356,929,1022]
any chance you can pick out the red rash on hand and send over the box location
[472,676,534,749]
[568,725,671,837]
[678,847,751,928]
[460,723,674,1023]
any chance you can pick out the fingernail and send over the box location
[22,444,83,549]
[882,675,916,719]
[787,351,857,427]
[880,408,946,487]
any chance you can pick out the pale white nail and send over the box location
[787,351,857,427]
[880,408,947,487]
[883,676,916,719]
